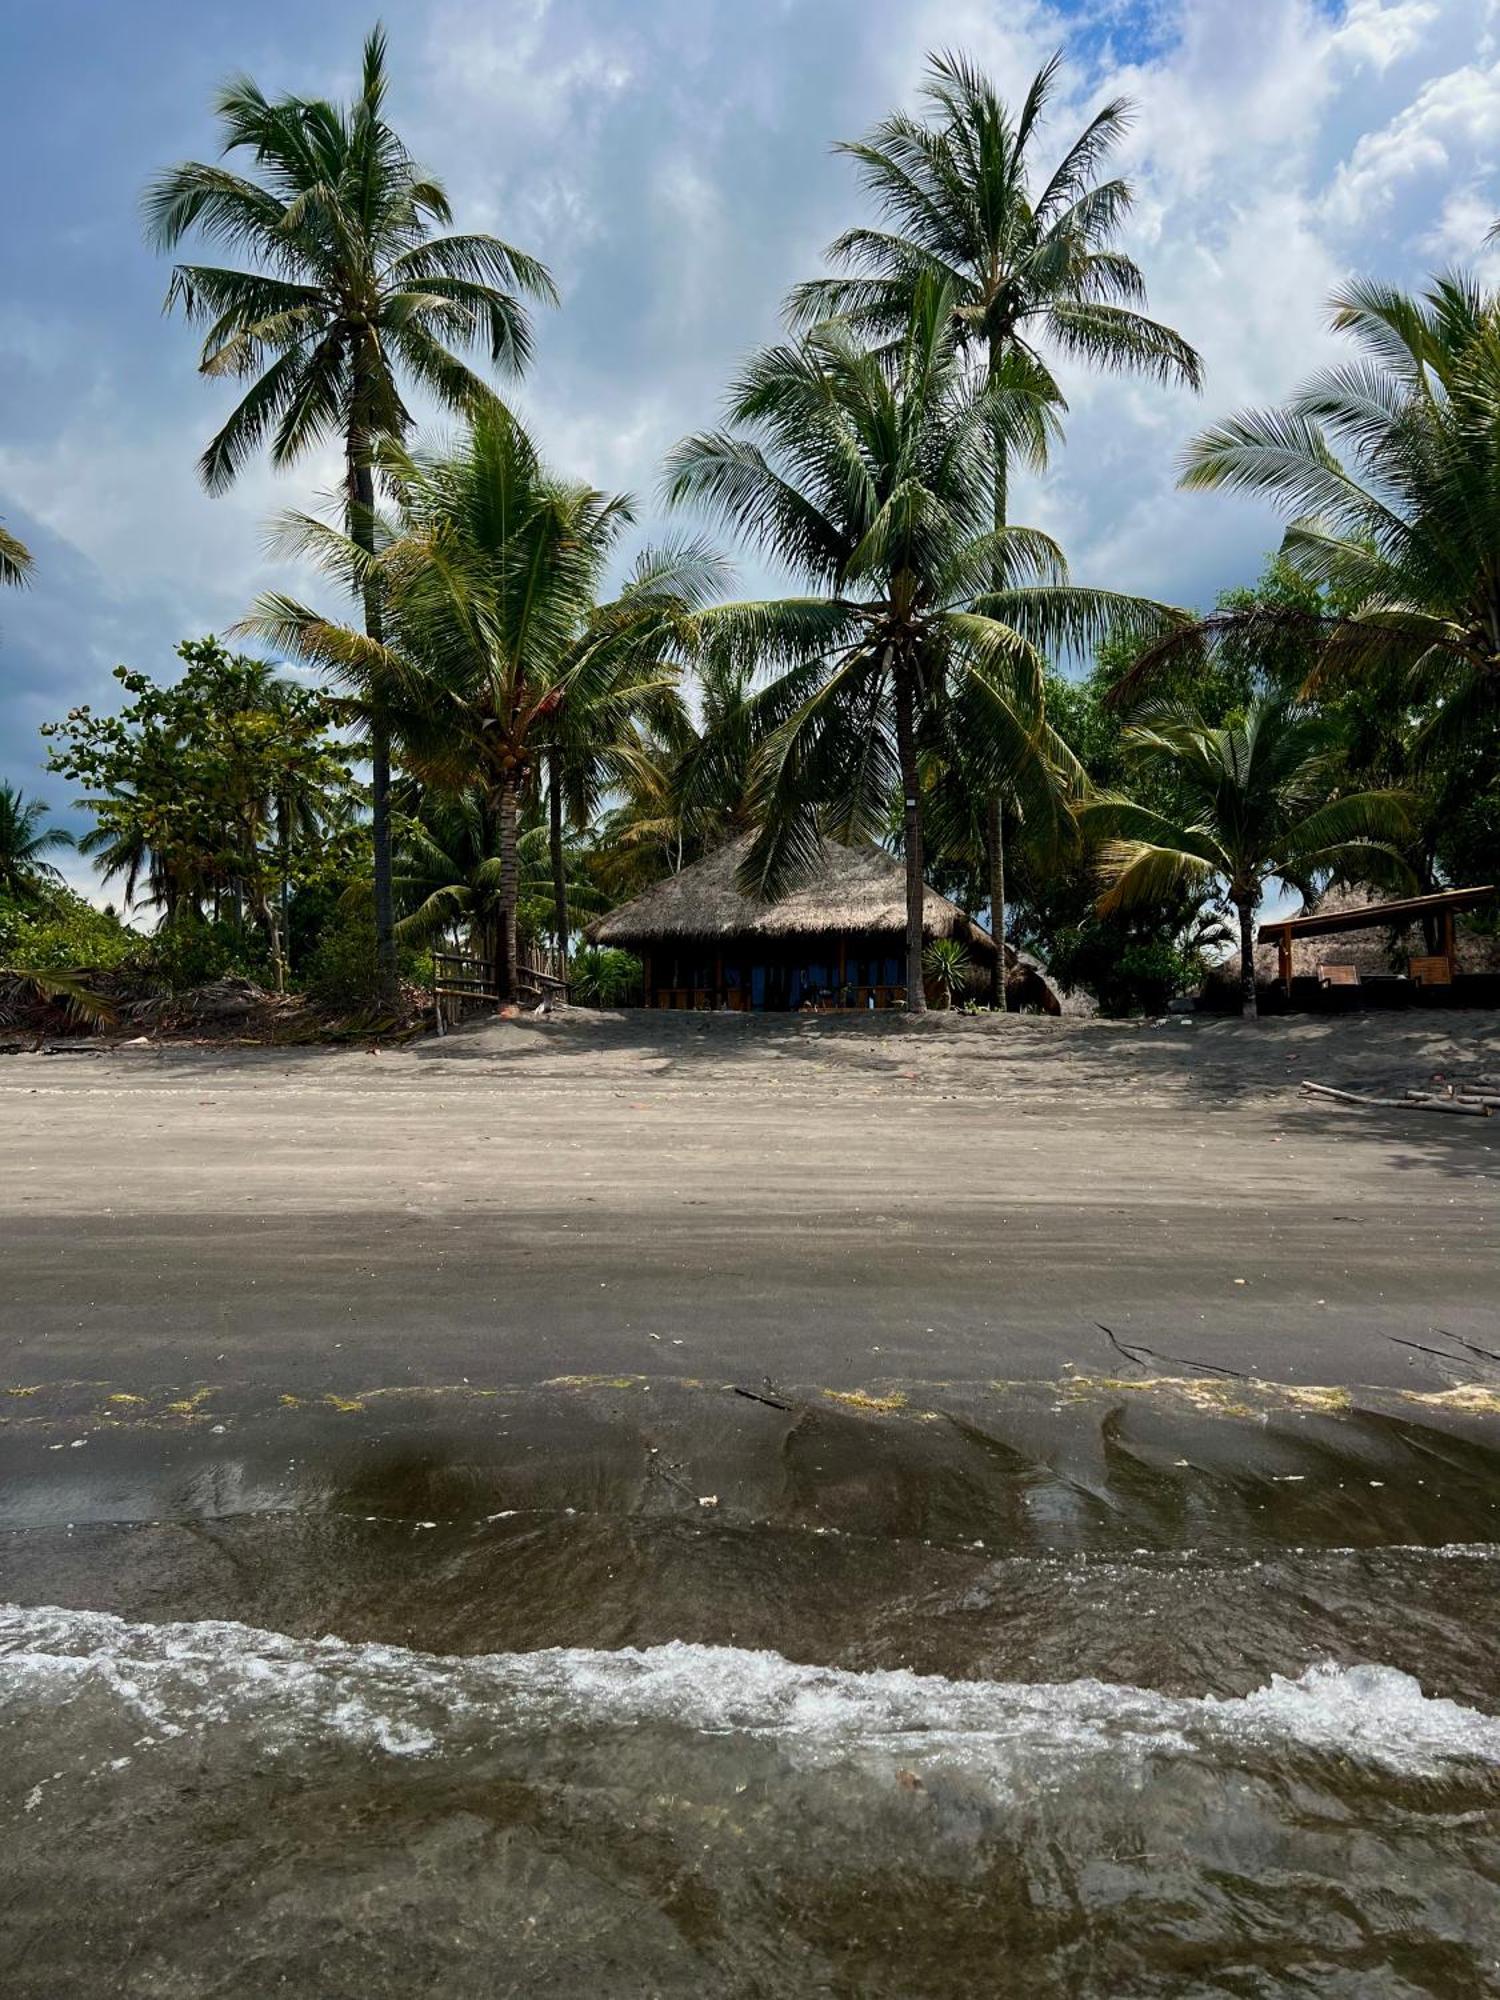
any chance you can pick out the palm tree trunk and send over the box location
[985,792,1007,1009]
[497,765,520,1006]
[347,428,398,1013]
[277,798,293,983]
[547,743,570,986]
[987,331,1010,1012]
[894,659,927,1015]
[1236,894,1259,1018]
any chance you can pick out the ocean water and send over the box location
[4,1384,1500,1994]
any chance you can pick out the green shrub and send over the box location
[304,906,382,1013]
[147,914,268,992]
[301,904,428,1015]
[570,946,642,1006]
[0,887,141,973]
[1045,917,1203,1016]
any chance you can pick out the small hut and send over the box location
[586,837,1057,1011]
[1237,882,1500,1007]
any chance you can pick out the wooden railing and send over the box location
[433,946,568,1031]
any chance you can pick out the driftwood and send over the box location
[1302,1079,1491,1115]
[1401,1089,1493,1115]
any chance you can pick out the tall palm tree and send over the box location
[0,523,34,589]
[252,405,718,1003]
[0,783,71,903]
[537,542,718,975]
[1165,275,1500,751]
[1077,698,1412,1016]
[667,278,1172,1012]
[146,26,556,1006]
[791,50,1202,998]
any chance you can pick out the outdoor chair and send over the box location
[1317,963,1363,1012]
[1409,955,1454,1006]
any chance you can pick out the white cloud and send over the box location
[1323,60,1500,234]
[1332,0,1443,72]
[7,0,1500,805]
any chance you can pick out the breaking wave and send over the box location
[5,1602,1499,1785]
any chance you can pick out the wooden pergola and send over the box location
[1257,885,1498,996]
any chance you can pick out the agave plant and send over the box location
[921,935,972,1009]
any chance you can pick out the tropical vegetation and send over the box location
[147,26,555,1005]
[789,50,1202,998]
[3,33,1495,1031]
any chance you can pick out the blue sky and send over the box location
[2,0,1498,894]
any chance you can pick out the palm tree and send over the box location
[537,542,718,976]
[0,523,34,589]
[0,783,72,903]
[395,787,603,964]
[252,405,718,1003]
[146,26,556,1007]
[1164,276,1500,750]
[790,50,1202,998]
[591,650,765,895]
[667,278,1172,1012]
[1077,698,1412,1016]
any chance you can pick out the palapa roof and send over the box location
[587,837,999,955]
[1241,884,1500,982]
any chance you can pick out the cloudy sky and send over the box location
[2,0,1498,885]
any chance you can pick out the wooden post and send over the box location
[1279,927,1293,997]
[1443,909,1457,980]
[643,952,654,1009]
[837,937,847,1005]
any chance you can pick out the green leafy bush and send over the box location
[1045,917,1204,1016]
[569,947,642,1007]
[302,902,428,1015]
[304,906,382,1013]
[0,886,141,973]
[146,913,268,991]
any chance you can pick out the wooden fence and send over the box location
[432,946,568,1033]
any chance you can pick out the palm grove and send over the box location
[4,33,1497,1023]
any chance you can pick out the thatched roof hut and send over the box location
[586,837,1061,1012]
[589,837,988,948]
[1244,884,1500,984]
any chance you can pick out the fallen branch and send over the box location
[1301,1080,1410,1107]
[1388,1335,1480,1369]
[1302,1080,1490,1115]
[1095,1323,1252,1382]
[732,1386,791,1411]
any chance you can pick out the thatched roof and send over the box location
[1240,884,1500,982]
[587,838,999,955]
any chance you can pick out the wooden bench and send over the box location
[1317,963,1361,988]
